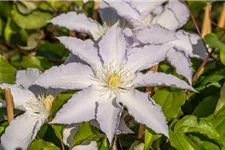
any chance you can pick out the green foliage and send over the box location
[72,122,104,147]
[27,139,60,150]
[153,89,186,120]
[0,55,16,84]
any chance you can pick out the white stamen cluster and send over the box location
[92,63,135,96]
[25,95,54,119]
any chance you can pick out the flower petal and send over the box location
[51,86,99,124]
[50,12,102,40]
[63,124,79,147]
[16,68,41,89]
[129,1,166,16]
[169,30,207,59]
[72,141,98,150]
[134,71,195,91]
[0,84,36,110]
[99,22,127,65]
[57,37,101,69]
[0,112,46,150]
[104,1,142,25]
[134,24,177,44]
[117,90,168,136]
[152,0,190,31]
[126,45,170,72]
[167,49,192,84]
[34,63,95,90]
[64,52,88,65]
[96,100,123,144]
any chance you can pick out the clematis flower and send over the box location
[0,68,62,150]
[105,0,207,84]
[35,23,195,144]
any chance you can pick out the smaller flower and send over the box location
[0,68,62,150]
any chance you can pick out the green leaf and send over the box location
[169,131,197,150]
[72,122,104,146]
[43,146,60,150]
[193,95,219,118]
[152,89,186,120]
[16,1,37,14]
[144,128,161,150]
[187,1,206,12]
[21,56,54,71]
[27,139,58,150]
[51,124,65,141]
[0,55,17,84]
[0,1,12,18]
[50,90,75,118]
[98,138,109,150]
[21,56,44,71]
[195,74,225,91]
[170,115,222,150]
[214,83,225,115]
[12,7,53,29]
[204,33,225,65]
[18,33,40,51]
[174,116,220,140]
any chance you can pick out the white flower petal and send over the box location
[96,100,123,144]
[126,45,170,72]
[129,1,165,16]
[117,90,168,137]
[167,49,192,84]
[169,30,207,60]
[51,86,99,124]
[99,22,127,65]
[0,84,36,110]
[134,71,195,91]
[63,124,79,147]
[104,1,142,25]
[50,12,102,40]
[16,68,41,89]
[152,0,190,31]
[72,141,98,150]
[34,63,95,90]
[64,53,88,65]
[57,37,101,69]
[0,112,46,150]
[134,24,177,44]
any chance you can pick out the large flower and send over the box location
[35,23,195,144]
[106,0,207,84]
[0,68,62,150]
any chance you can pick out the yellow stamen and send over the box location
[108,73,121,88]
[43,95,54,112]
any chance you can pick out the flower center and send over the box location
[108,73,121,89]
[43,95,54,112]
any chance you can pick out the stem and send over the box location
[92,0,99,20]
[218,3,225,28]
[112,135,119,150]
[137,65,158,140]
[4,88,14,123]
[0,39,29,55]
[201,2,212,38]
[60,139,65,150]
